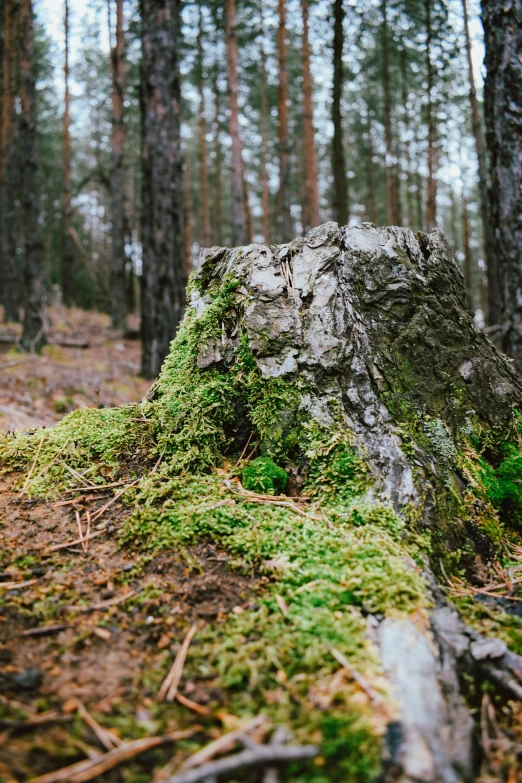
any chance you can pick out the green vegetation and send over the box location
[241,456,288,494]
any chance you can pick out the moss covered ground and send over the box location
[3,268,522,780]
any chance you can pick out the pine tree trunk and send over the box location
[139,0,185,379]
[425,0,437,231]
[197,8,211,249]
[61,0,74,307]
[331,0,348,226]
[19,0,45,351]
[259,39,270,244]
[211,62,223,247]
[184,156,193,273]
[462,0,497,325]
[1,0,21,323]
[277,0,292,242]
[225,0,247,247]
[382,0,401,226]
[461,191,474,310]
[108,0,127,330]
[481,0,522,369]
[300,0,319,234]
[400,47,415,230]
[365,105,378,224]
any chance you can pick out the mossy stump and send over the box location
[3,222,522,782]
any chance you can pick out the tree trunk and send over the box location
[211,61,223,247]
[331,0,348,226]
[108,0,127,330]
[1,0,21,323]
[184,155,193,273]
[365,105,378,224]
[461,191,474,310]
[197,8,211,250]
[300,0,319,234]
[425,0,437,231]
[139,0,185,379]
[259,21,270,244]
[19,0,45,351]
[462,0,497,326]
[382,0,401,226]
[400,46,415,230]
[191,221,522,779]
[276,0,292,242]
[225,0,247,247]
[481,0,522,370]
[0,0,4,314]
[62,0,74,307]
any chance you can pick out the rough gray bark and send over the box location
[139,0,185,378]
[196,221,522,781]
[481,0,522,369]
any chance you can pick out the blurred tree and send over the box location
[300,0,319,232]
[482,0,522,368]
[140,0,185,378]
[19,0,45,349]
[225,0,247,245]
[331,0,348,225]
[277,0,292,241]
[62,0,75,305]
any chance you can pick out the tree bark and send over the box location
[225,0,247,247]
[1,0,21,322]
[461,191,474,310]
[197,7,211,249]
[194,221,522,779]
[62,0,74,307]
[462,0,497,325]
[425,0,437,231]
[19,0,45,351]
[481,0,522,370]
[259,21,270,244]
[276,0,292,242]
[382,0,401,226]
[300,0,319,234]
[139,0,185,379]
[108,0,127,330]
[331,0,348,226]
[211,60,223,247]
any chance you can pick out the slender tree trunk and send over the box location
[62,0,74,306]
[461,191,474,310]
[1,0,21,322]
[184,155,193,273]
[382,0,401,225]
[0,0,4,312]
[276,0,292,241]
[331,0,348,226]
[300,0,319,233]
[481,0,522,370]
[365,105,378,224]
[259,28,270,243]
[19,0,45,350]
[400,47,415,229]
[225,0,247,246]
[242,165,252,243]
[197,8,211,249]
[108,0,127,329]
[461,0,498,324]
[140,0,185,378]
[425,0,437,230]
[211,65,223,247]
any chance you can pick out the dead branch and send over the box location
[179,715,269,772]
[158,623,199,702]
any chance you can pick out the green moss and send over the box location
[241,457,288,494]
[480,443,522,526]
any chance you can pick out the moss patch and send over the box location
[241,457,288,494]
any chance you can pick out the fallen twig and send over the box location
[178,715,268,772]
[234,433,254,467]
[62,480,132,494]
[165,743,318,783]
[0,711,72,730]
[66,590,137,613]
[74,698,121,751]
[76,510,85,552]
[175,692,210,716]
[20,623,66,637]
[27,729,198,783]
[0,579,37,591]
[85,511,91,552]
[23,438,71,493]
[91,479,140,526]
[158,624,199,703]
[47,529,107,552]
[329,647,381,703]
[20,434,45,496]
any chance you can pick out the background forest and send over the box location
[0,0,498,373]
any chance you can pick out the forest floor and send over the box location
[0,308,261,783]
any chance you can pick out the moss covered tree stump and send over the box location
[4,222,522,782]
